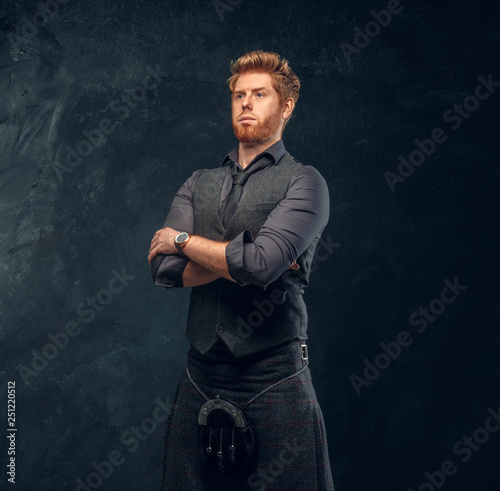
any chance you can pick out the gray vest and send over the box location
[185,151,322,358]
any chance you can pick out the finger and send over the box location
[148,247,157,265]
[149,238,158,253]
[152,230,163,243]
[150,234,162,251]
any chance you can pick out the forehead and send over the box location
[233,71,276,93]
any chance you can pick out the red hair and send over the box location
[226,50,300,132]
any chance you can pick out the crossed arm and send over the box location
[148,229,236,286]
[149,165,328,290]
[182,257,224,287]
[148,230,299,286]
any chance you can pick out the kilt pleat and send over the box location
[160,337,335,491]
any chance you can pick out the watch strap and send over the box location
[175,243,185,255]
[175,233,191,255]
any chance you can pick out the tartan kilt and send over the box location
[160,337,335,491]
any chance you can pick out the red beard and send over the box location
[232,104,284,143]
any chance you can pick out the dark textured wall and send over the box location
[1,0,499,489]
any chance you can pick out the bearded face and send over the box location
[232,99,285,143]
[231,71,288,144]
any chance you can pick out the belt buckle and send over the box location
[300,342,308,361]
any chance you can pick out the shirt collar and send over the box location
[221,139,287,170]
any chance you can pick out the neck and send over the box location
[237,137,280,169]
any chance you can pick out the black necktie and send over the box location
[221,169,251,228]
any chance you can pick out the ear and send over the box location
[281,97,294,120]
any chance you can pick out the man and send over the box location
[149,50,335,490]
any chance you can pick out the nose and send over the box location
[241,94,252,110]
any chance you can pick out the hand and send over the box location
[287,261,300,270]
[148,227,179,265]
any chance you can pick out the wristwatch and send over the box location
[174,232,192,255]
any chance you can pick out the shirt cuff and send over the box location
[151,254,189,288]
[225,230,254,286]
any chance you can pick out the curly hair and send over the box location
[226,50,300,133]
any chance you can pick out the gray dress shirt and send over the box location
[151,139,330,289]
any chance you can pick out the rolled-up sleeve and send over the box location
[225,165,330,290]
[151,169,202,288]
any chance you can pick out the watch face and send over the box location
[176,232,189,244]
